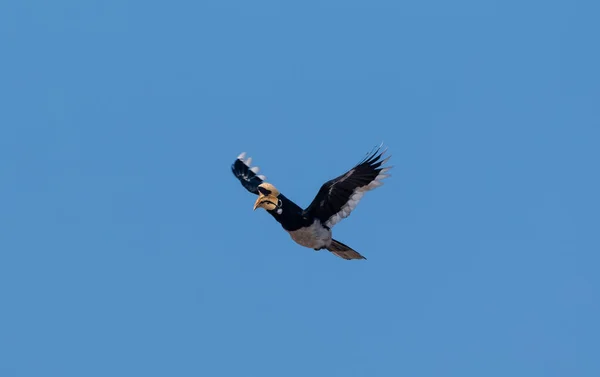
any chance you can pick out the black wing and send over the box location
[304,145,391,228]
[231,152,267,195]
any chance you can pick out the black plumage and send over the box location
[231,145,391,260]
[305,147,390,228]
[230,153,265,194]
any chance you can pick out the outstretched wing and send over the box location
[304,145,391,228]
[231,152,267,194]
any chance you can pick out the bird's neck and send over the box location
[266,195,309,231]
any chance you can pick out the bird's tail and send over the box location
[327,239,367,260]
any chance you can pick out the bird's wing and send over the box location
[304,145,391,228]
[231,152,267,195]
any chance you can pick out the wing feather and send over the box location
[231,152,266,194]
[304,145,391,228]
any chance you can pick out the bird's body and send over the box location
[288,220,331,250]
[231,145,391,260]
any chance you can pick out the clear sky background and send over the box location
[1,1,599,376]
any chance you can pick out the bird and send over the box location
[230,144,391,260]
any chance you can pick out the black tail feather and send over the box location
[327,239,367,260]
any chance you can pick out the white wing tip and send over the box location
[236,153,265,179]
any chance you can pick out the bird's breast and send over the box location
[287,220,332,249]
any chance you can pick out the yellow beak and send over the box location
[253,194,278,211]
[253,195,263,211]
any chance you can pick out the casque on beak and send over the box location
[253,192,279,211]
[253,183,280,211]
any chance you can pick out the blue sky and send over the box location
[1,1,599,376]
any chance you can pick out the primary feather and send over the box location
[230,152,267,195]
[304,145,391,228]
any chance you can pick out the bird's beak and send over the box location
[253,195,263,211]
[253,193,278,211]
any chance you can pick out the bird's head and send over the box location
[254,183,280,211]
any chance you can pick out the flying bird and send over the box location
[231,145,391,260]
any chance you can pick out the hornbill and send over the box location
[231,145,391,260]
